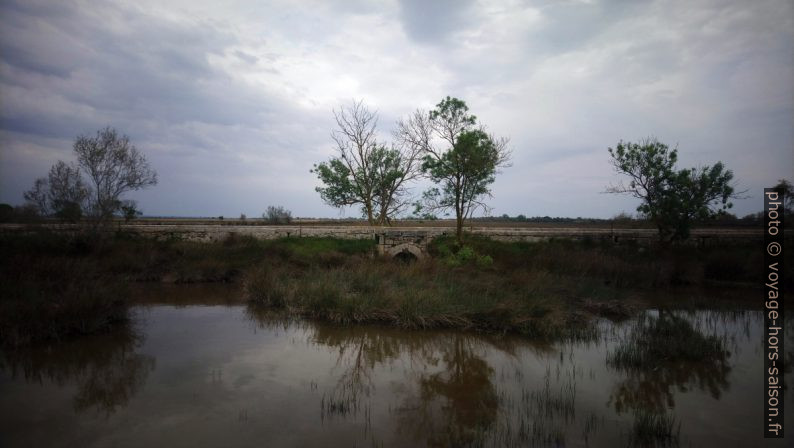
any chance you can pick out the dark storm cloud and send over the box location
[0,0,330,217]
[528,0,653,53]
[0,0,260,135]
[398,0,476,44]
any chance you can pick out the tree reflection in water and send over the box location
[314,325,408,422]
[607,311,731,414]
[0,323,155,416]
[607,311,732,445]
[247,307,570,447]
[243,305,776,447]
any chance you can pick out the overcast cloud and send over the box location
[1,0,791,218]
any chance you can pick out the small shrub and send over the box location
[264,205,292,224]
[476,254,493,268]
[120,200,141,223]
[443,244,493,269]
[457,246,476,262]
[444,254,461,267]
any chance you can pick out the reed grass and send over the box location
[0,228,773,345]
[630,410,681,447]
[608,313,728,369]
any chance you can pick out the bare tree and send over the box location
[74,127,157,226]
[23,177,50,217]
[47,161,90,222]
[23,161,90,222]
[312,100,422,225]
[372,142,423,224]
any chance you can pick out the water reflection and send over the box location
[314,325,402,421]
[249,308,583,447]
[605,311,736,446]
[241,306,793,447]
[0,324,154,416]
[0,295,790,448]
[396,337,499,447]
[247,309,512,445]
[607,312,732,415]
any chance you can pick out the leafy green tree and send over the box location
[607,138,737,242]
[312,100,422,225]
[398,97,510,243]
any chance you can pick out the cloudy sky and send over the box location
[1,0,791,218]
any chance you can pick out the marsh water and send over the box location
[1,285,791,447]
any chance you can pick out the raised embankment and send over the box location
[0,223,763,259]
[112,223,760,242]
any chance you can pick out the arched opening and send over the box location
[386,243,425,261]
[394,250,418,263]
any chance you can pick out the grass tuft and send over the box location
[630,410,681,447]
[608,313,728,369]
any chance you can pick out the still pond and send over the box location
[1,285,791,447]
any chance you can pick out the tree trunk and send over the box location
[455,213,463,245]
[455,185,463,245]
[365,201,374,226]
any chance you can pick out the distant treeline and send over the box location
[0,204,777,228]
[472,212,770,227]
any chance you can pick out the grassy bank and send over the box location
[1,229,787,345]
[0,233,129,346]
[245,234,786,338]
[246,257,587,338]
[0,231,376,346]
[434,235,772,289]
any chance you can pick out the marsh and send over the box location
[1,284,791,447]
